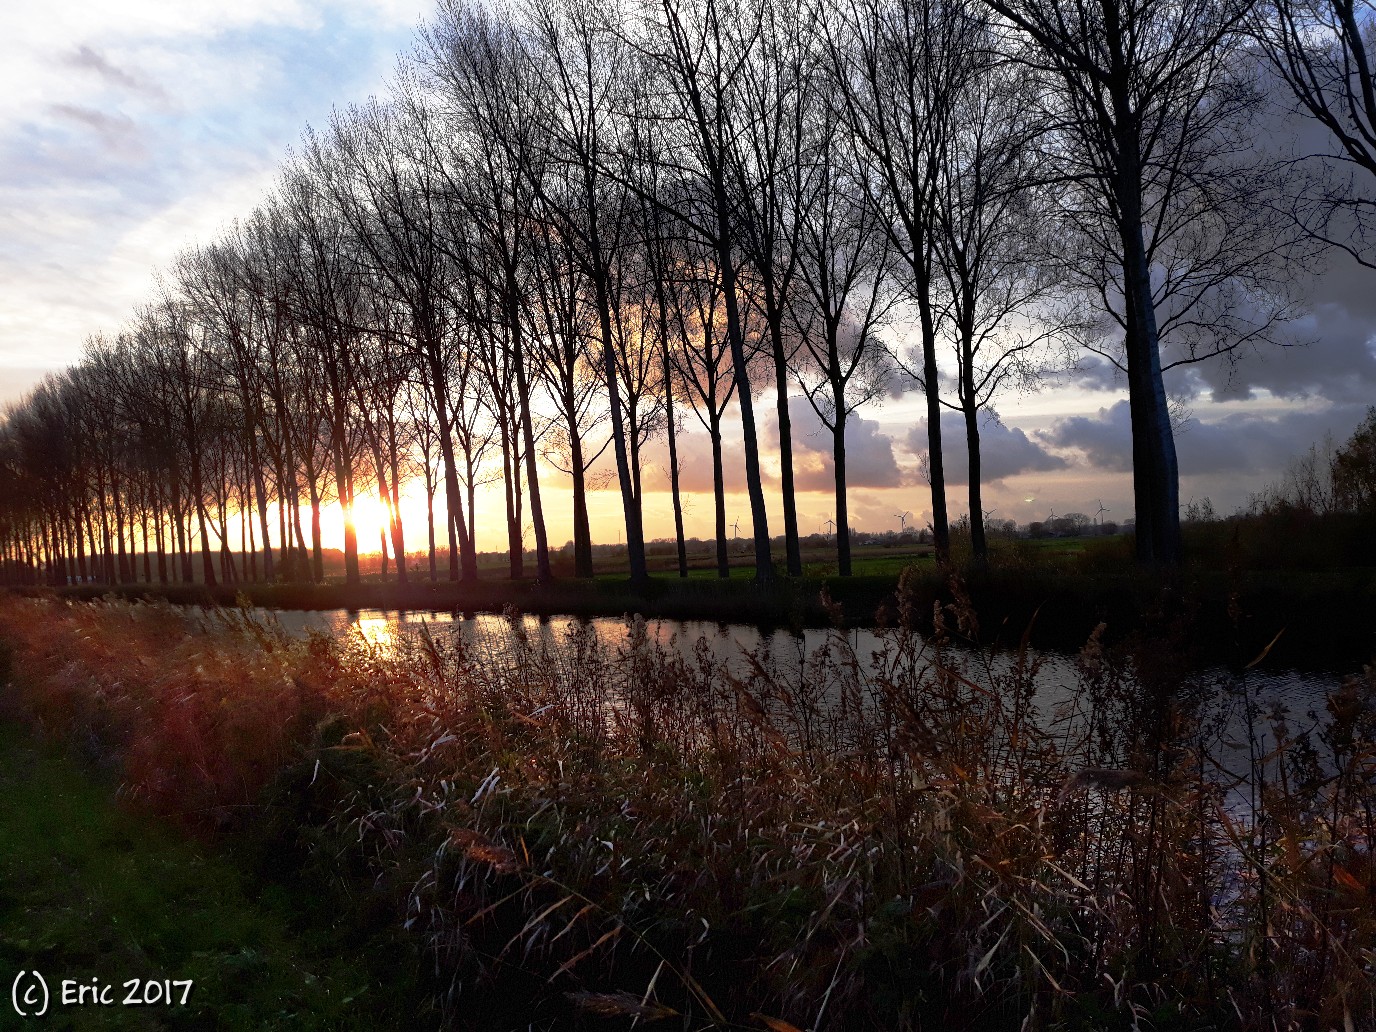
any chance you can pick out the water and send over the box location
[231,606,1348,723]
[187,604,1365,811]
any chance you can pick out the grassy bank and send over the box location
[0,592,1373,1029]
[0,727,432,1030]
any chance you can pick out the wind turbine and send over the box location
[895,510,911,533]
[732,517,741,540]
[824,517,836,536]
[1095,499,1110,528]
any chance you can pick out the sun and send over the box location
[348,494,393,546]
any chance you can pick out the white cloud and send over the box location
[0,1,428,385]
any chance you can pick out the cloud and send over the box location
[1048,66,1376,411]
[1042,402,1134,472]
[47,103,135,135]
[906,410,1069,484]
[663,426,751,494]
[581,414,760,497]
[1055,263,1376,408]
[42,103,146,162]
[0,1,428,385]
[786,398,905,491]
[1191,291,1376,405]
[1043,399,1376,479]
[64,45,168,99]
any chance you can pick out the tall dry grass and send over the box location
[0,585,1371,1030]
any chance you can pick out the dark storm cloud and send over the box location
[1189,264,1376,404]
[906,411,1069,484]
[1042,402,1134,472]
[1044,400,1375,476]
[1065,354,1124,392]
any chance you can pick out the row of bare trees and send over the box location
[0,0,1366,589]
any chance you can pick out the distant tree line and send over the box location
[0,0,1368,588]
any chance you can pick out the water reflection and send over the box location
[188,603,1366,803]
[244,606,1344,720]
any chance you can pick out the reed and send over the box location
[0,585,1371,1030]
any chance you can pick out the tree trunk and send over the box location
[172,486,192,584]
[306,480,323,583]
[589,238,649,585]
[111,475,130,584]
[568,417,593,578]
[153,487,167,585]
[964,403,987,566]
[249,432,274,582]
[190,454,217,589]
[508,291,551,583]
[834,412,852,578]
[915,277,951,563]
[499,415,523,579]
[426,479,438,582]
[710,426,729,579]
[716,241,774,582]
[1116,143,1181,565]
[653,265,689,579]
[141,506,153,586]
[388,432,408,588]
[333,439,359,586]
[769,312,804,577]
[427,351,474,581]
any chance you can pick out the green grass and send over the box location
[0,723,424,1031]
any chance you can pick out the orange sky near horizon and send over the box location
[302,387,1147,556]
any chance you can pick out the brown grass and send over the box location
[0,583,1372,1031]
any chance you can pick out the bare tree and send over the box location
[823,0,967,561]
[635,188,693,577]
[725,0,810,576]
[983,0,1280,563]
[931,42,1063,564]
[526,202,610,577]
[274,163,372,585]
[311,101,482,582]
[466,0,652,581]
[632,0,776,580]
[175,239,278,581]
[127,299,222,588]
[787,62,898,576]
[412,9,555,581]
[668,246,738,577]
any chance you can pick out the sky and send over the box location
[3,2,1376,553]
